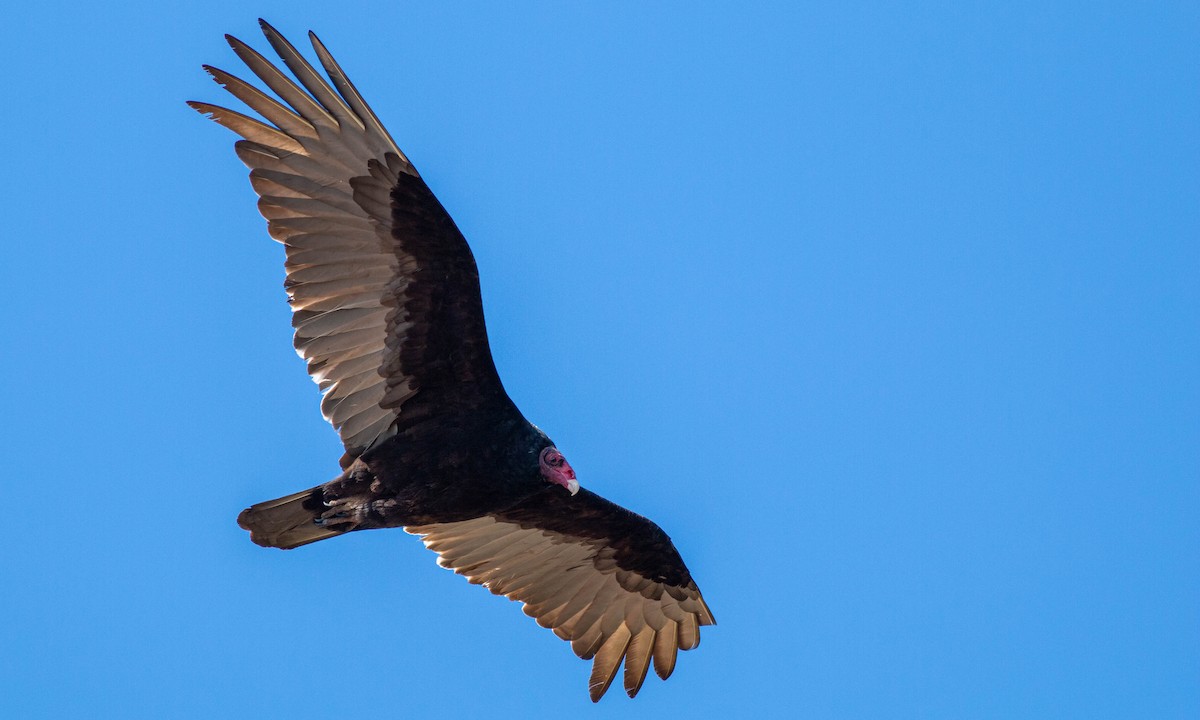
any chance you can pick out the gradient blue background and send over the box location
[3,2,1197,717]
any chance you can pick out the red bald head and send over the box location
[539,446,579,495]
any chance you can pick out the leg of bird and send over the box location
[315,497,367,531]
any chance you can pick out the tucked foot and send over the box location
[315,497,365,531]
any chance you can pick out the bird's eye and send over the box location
[540,447,565,468]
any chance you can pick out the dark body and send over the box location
[196,20,713,702]
[315,413,551,531]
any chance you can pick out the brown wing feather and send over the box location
[406,490,715,702]
[190,21,507,464]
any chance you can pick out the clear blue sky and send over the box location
[2,2,1196,718]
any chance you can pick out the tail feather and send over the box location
[237,486,342,549]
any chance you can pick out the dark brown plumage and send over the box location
[191,19,714,701]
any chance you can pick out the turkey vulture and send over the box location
[189,20,714,702]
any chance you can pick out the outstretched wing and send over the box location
[407,489,716,701]
[190,20,507,464]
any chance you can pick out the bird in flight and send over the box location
[190,19,714,701]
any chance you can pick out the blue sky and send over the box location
[2,2,1197,717]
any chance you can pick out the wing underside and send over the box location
[407,492,714,701]
[191,21,506,462]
